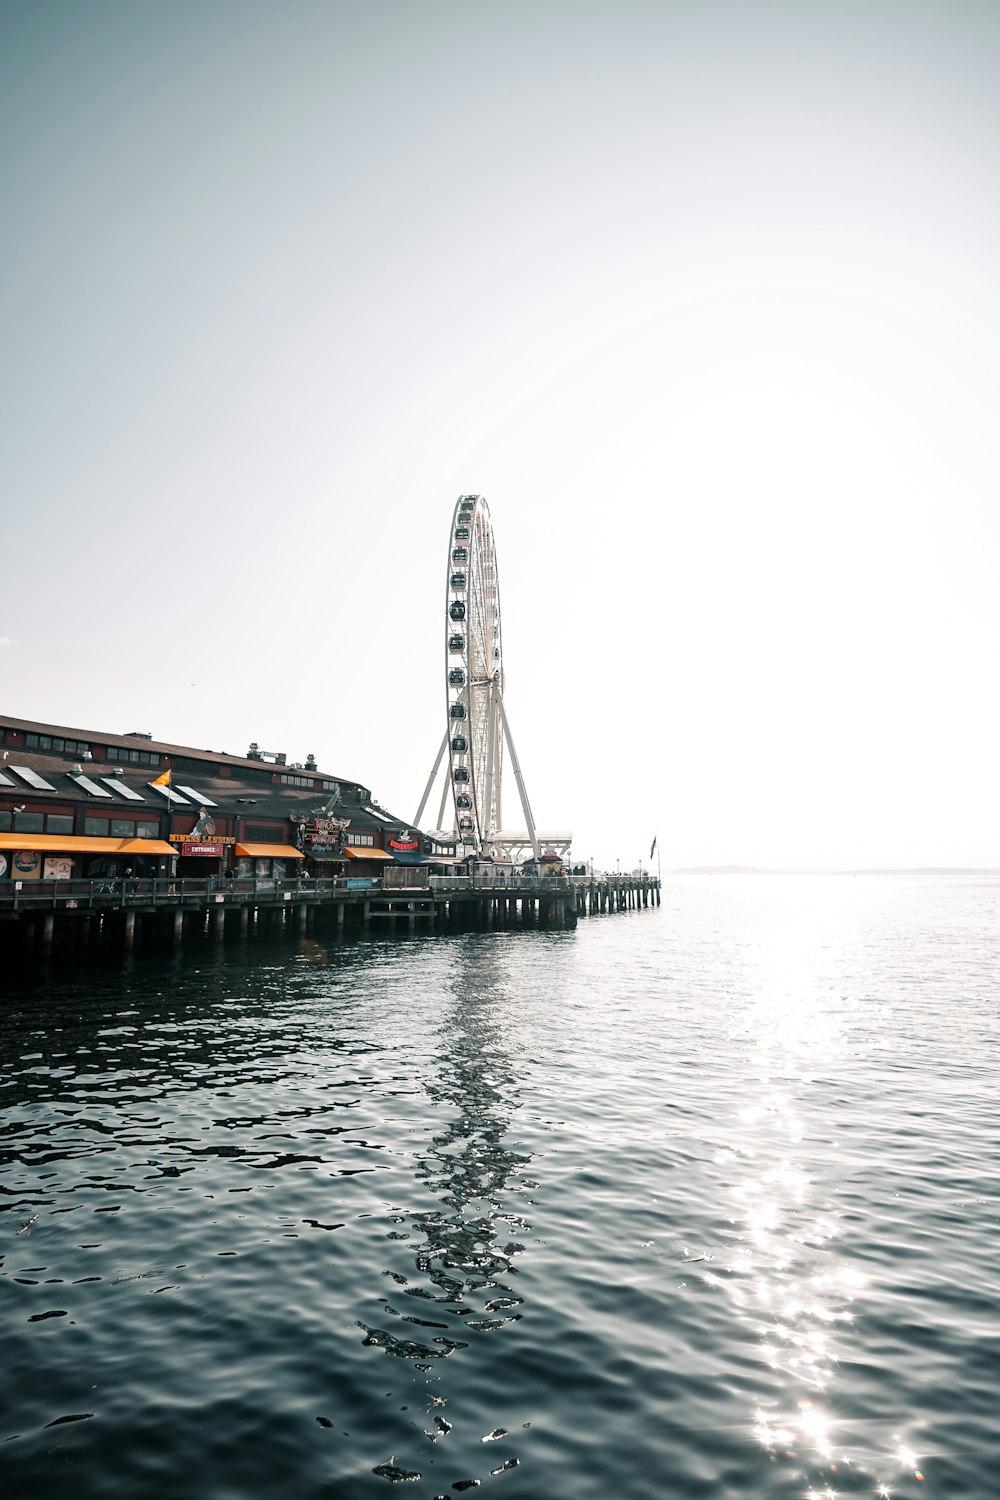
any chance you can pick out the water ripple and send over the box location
[1,882,998,1498]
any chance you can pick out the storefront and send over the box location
[234,842,305,879]
[115,838,181,877]
[343,846,393,882]
[304,848,346,877]
[302,815,349,877]
[170,835,235,878]
[0,833,178,880]
[383,848,433,888]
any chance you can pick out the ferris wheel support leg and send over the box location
[496,693,540,861]
[414,729,450,829]
[436,764,451,832]
[484,684,499,836]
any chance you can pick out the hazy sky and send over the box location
[2,0,999,869]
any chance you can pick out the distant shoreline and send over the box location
[671,866,1000,876]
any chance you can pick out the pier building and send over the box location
[0,711,658,959]
[0,712,424,888]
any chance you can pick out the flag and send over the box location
[151,769,172,787]
[650,835,657,859]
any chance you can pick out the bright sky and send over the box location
[2,0,999,870]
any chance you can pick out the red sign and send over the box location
[179,842,224,857]
[389,835,419,851]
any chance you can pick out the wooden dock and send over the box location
[0,872,661,958]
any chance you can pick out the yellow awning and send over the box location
[119,839,179,856]
[344,846,393,860]
[235,842,304,859]
[0,832,124,853]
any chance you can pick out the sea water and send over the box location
[1,876,997,1499]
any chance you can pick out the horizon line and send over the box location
[670,864,1000,876]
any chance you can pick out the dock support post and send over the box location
[172,908,184,943]
[336,902,345,929]
[240,906,250,938]
[123,910,135,948]
[42,912,55,954]
[212,905,225,940]
[362,899,370,928]
[296,903,307,934]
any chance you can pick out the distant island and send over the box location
[672,866,1000,876]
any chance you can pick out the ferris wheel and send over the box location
[445,494,503,853]
[414,495,541,860]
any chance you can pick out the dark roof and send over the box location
[0,711,346,781]
[0,739,414,837]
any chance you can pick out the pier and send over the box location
[0,869,660,957]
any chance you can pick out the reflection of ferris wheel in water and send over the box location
[415,495,541,860]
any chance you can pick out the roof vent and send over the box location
[82,750,93,761]
[112,767,125,776]
[70,763,83,775]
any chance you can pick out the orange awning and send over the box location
[0,833,181,856]
[344,846,393,860]
[0,833,123,853]
[235,842,304,859]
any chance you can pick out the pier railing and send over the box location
[0,871,588,912]
[0,876,335,912]
[430,872,573,893]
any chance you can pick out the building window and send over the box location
[46,814,74,834]
[24,733,90,756]
[347,832,375,846]
[246,824,285,841]
[278,773,315,787]
[136,822,158,839]
[111,819,134,838]
[105,745,161,768]
[84,817,110,836]
[0,811,11,831]
[171,757,221,777]
[14,811,44,832]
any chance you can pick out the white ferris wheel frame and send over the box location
[413,495,541,861]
